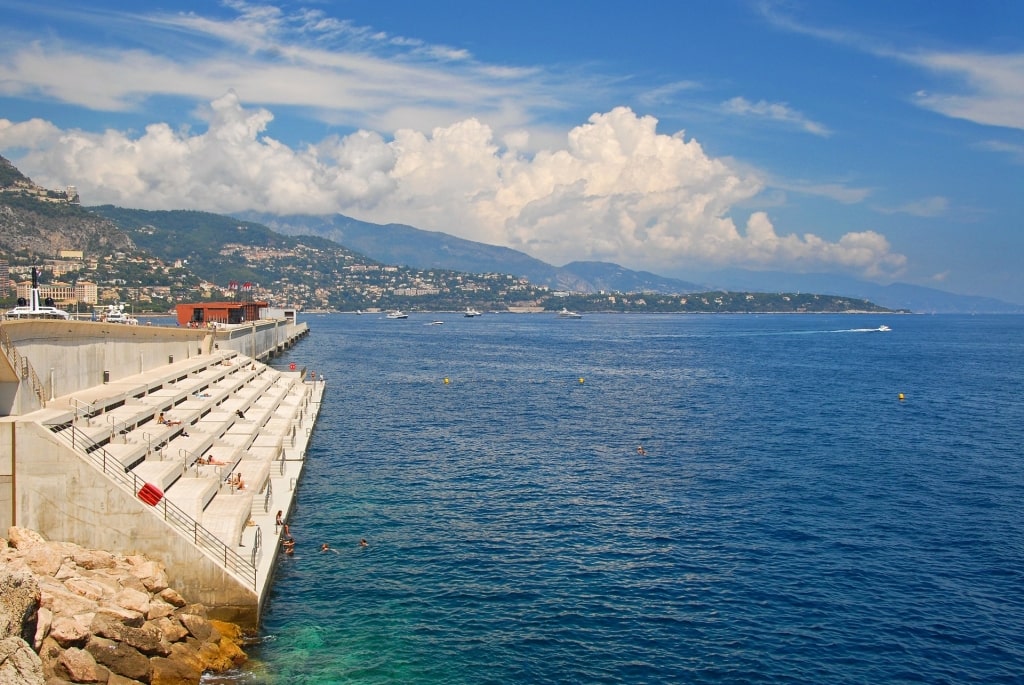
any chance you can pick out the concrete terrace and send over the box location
[0,317,322,626]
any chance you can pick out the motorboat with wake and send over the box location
[557,307,583,319]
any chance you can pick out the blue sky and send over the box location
[1,1,1022,303]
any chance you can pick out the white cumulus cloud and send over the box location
[0,96,905,278]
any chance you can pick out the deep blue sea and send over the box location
[228,313,1024,684]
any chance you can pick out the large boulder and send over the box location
[71,549,117,571]
[0,568,40,644]
[3,530,248,684]
[156,589,185,609]
[5,528,45,551]
[58,646,110,683]
[85,635,150,683]
[0,635,45,685]
[22,546,64,577]
[31,607,51,651]
[149,652,202,685]
[91,613,171,657]
[49,616,91,649]
[176,614,211,642]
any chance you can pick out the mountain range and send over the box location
[239,211,1023,314]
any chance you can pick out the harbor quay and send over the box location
[0,315,324,628]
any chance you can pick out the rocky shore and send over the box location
[0,527,248,685]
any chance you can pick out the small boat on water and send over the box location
[875,325,891,332]
[426,320,444,326]
[464,307,482,317]
[96,302,138,325]
[386,310,409,319]
[557,307,583,319]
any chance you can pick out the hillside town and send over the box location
[0,248,554,315]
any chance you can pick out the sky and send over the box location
[1,1,1022,303]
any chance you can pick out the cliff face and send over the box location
[0,202,135,259]
[0,527,247,685]
[0,155,135,259]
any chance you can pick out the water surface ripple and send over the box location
[232,314,1024,684]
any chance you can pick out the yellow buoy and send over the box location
[897,393,905,401]
[443,377,450,385]
[578,377,585,384]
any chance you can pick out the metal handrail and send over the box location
[263,479,273,513]
[106,415,131,442]
[141,431,162,458]
[178,447,197,467]
[0,325,47,406]
[71,397,96,422]
[250,527,263,565]
[50,422,257,590]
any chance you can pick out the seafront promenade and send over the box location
[0,316,323,627]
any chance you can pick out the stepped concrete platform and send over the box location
[1,316,320,627]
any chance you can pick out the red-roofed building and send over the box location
[175,301,267,327]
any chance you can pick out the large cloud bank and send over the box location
[0,93,905,277]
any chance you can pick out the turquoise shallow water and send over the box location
[218,313,1024,684]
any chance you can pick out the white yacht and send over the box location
[5,268,71,320]
[5,302,71,320]
[557,307,583,319]
[464,307,482,317]
[386,310,409,319]
[97,303,139,325]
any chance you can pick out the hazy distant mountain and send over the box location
[237,211,566,284]
[238,211,1021,314]
[559,261,702,293]
[696,269,1024,314]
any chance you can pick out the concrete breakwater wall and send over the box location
[0,318,307,416]
[0,318,321,628]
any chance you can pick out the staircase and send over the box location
[41,352,321,593]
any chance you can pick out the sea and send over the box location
[217,312,1024,684]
